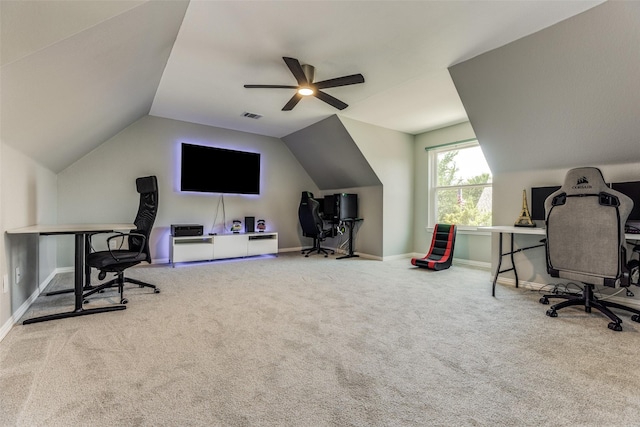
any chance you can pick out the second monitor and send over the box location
[323,193,358,221]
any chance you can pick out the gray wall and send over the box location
[1,144,58,331]
[339,117,415,259]
[56,115,320,267]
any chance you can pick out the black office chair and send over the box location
[539,167,639,331]
[298,191,335,257]
[83,176,160,304]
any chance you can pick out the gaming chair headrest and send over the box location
[136,176,158,194]
[560,167,609,195]
[301,191,314,203]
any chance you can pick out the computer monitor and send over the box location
[611,181,640,221]
[530,186,561,221]
[323,195,336,219]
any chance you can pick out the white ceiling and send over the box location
[151,0,603,138]
[1,0,604,172]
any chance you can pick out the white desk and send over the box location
[7,223,135,324]
[480,226,639,297]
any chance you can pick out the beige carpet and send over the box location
[2,253,640,426]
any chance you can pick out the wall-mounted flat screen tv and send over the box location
[181,143,260,194]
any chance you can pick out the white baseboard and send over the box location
[0,268,60,343]
[453,259,491,270]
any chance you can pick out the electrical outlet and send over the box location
[3,274,8,293]
[15,267,21,284]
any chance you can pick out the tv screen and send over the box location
[531,186,561,221]
[181,143,260,194]
[611,181,640,221]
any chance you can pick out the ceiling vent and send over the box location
[242,112,263,119]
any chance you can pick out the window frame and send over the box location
[427,139,492,229]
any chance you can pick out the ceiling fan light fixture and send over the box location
[244,57,364,110]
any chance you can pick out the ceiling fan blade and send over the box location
[244,85,298,89]
[283,57,308,86]
[314,90,348,110]
[314,74,365,89]
[282,93,303,111]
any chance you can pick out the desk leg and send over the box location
[491,232,544,297]
[23,233,126,325]
[511,234,519,289]
[492,233,504,297]
[337,220,359,260]
[45,235,97,296]
[492,233,519,297]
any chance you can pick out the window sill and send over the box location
[426,226,491,236]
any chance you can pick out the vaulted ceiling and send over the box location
[1,1,604,173]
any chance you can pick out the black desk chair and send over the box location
[539,167,639,331]
[83,176,160,304]
[298,191,335,257]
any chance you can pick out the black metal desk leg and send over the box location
[337,220,360,260]
[510,233,519,289]
[45,234,96,296]
[23,233,126,325]
[492,233,504,297]
[85,234,92,288]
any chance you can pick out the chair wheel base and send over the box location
[154,289,160,294]
[608,322,622,331]
[539,297,549,305]
[546,309,557,317]
[121,298,128,305]
[632,314,640,323]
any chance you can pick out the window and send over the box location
[428,140,492,227]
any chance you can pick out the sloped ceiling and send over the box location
[0,1,604,174]
[0,1,189,173]
[281,115,381,190]
[150,0,602,139]
[449,1,640,174]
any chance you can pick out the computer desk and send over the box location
[7,223,134,324]
[481,226,639,297]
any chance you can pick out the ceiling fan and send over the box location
[244,57,365,111]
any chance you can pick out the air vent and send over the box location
[242,112,262,119]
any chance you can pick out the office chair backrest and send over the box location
[298,191,322,237]
[130,175,158,263]
[545,167,633,286]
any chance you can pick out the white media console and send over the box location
[170,232,278,266]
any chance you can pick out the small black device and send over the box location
[171,224,204,237]
[245,216,255,233]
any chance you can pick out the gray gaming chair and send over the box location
[539,167,639,331]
